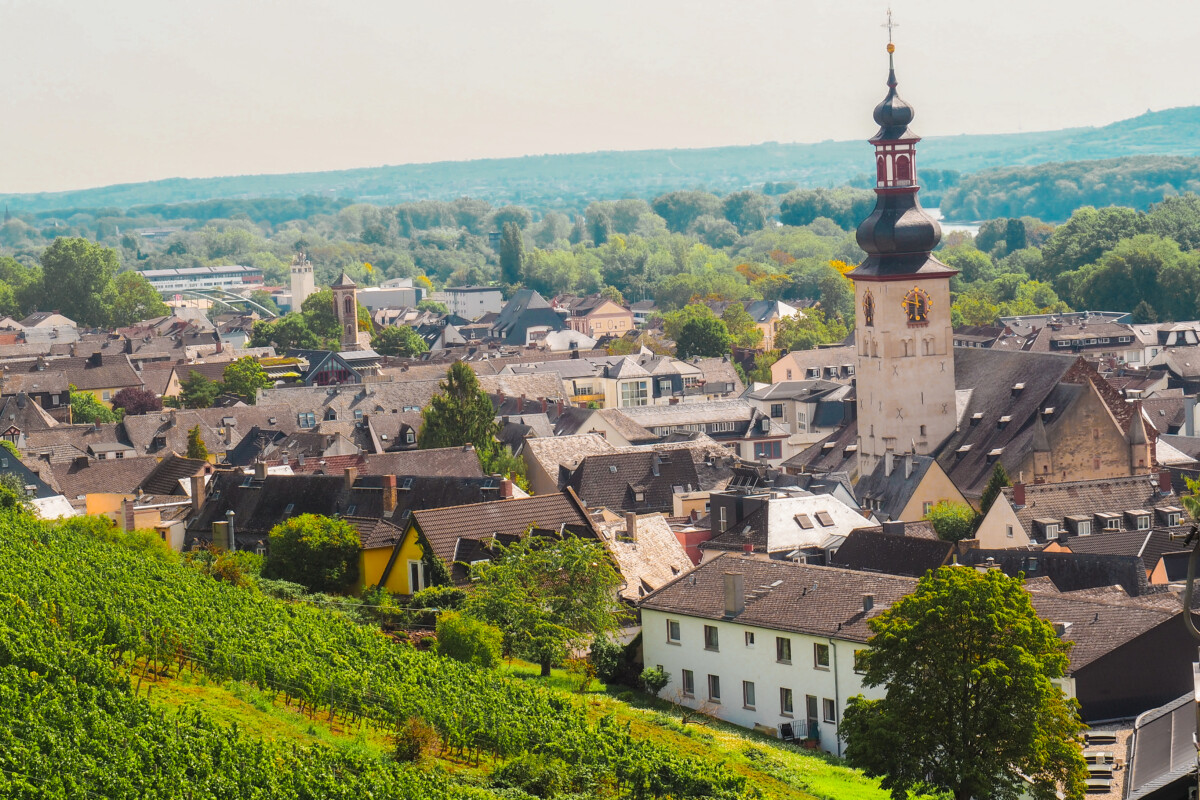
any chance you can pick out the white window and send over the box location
[298,412,316,428]
[1076,520,1091,536]
[745,631,755,647]
[620,380,649,407]
[1167,512,1182,527]
[823,698,837,723]
[742,680,756,709]
[667,619,681,643]
[658,379,672,395]
[707,674,721,702]
[814,643,830,670]
[1006,525,1014,538]
[1137,515,1150,530]
[681,669,695,696]
[1105,517,1121,530]
[1044,524,1059,540]
[780,687,794,715]
[776,636,792,664]
[407,560,426,593]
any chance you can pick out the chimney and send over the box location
[881,520,905,536]
[35,356,45,371]
[298,453,306,466]
[884,452,894,477]
[500,477,514,499]
[517,394,524,413]
[862,594,875,613]
[904,453,913,479]
[226,510,236,552]
[168,409,177,428]
[1012,483,1026,508]
[625,511,638,543]
[1159,470,1173,495]
[189,474,205,514]
[1186,396,1197,437]
[540,397,548,413]
[382,474,397,514]
[121,497,136,532]
[343,466,358,493]
[212,520,229,550]
[254,461,267,480]
[224,422,233,445]
[723,572,745,617]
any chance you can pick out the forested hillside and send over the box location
[3,107,1200,215]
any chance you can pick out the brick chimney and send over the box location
[625,511,638,543]
[1159,470,1173,495]
[1012,483,1026,508]
[500,477,514,499]
[343,466,358,493]
[381,474,397,514]
[189,474,205,514]
[121,497,136,532]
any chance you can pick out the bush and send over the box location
[491,754,573,799]
[640,667,671,697]
[435,611,503,669]
[392,716,439,763]
[262,514,361,594]
[185,546,262,588]
[410,584,466,610]
[590,632,643,687]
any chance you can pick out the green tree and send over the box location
[1132,299,1158,323]
[721,303,764,348]
[979,461,1011,518]
[1038,205,1148,280]
[371,325,429,357]
[651,190,722,233]
[499,222,526,285]
[186,425,209,460]
[464,535,628,676]
[69,384,117,424]
[923,500,979,542]
[416,299,448,314]
[110,387,162,416]
[249,314,320,351]
[248,289,280,316]
[773,309,848,352]
[435,611,502,669]
[300,289,341,343]
[179,370,220,409]
[842,567,1087,800]
[262,513,362,593]
[675,315,733,359]
[951,292,1001,327]
[222,356,272,404]
[41,237,119,327]
[640,667,671,698]
[105,271,169,327]
[418,362,498,456]
[721,190,771,235]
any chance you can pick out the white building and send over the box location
[445,286,504,320]
[140,265,264,294]
[640,556,916,755]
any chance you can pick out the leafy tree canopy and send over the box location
[263,513,362,594]
[70,384,119,424]
[180,370,220,409]
[675,314,733,360]
[186,424,209,460]
[371,325,429,357]
[222,356,272,404]
[110,387,162,416]
[923,500,979,542]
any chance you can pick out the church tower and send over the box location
[850,38,957,477]
[290,252,315,311]
[332,271,368,352]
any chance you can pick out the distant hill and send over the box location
[5,106,1200,215]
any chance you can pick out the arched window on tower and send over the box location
[344,296,354,317]
[876,156,886,184]
[895,154,911,183]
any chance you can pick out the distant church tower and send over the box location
[332,271,369,352]
[850,39,957,477]
[290,252,315,311]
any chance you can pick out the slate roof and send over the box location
[1004,474,1179,542]
[347,516,408,549]
[24,423,129,463]
[553,407,659,444]
[748,379,843,402]
[1051,526,1190,574]
[959,549,1151,597]
[702,491,869,555]
[58,354,143,391]
[1141,396,1186,434]
[594,513,693,602]
[363,448,485,479]
[830,528,954,577]
[491,289,566,344]
[139,453,209,496]
[1024,591,1175,672]
[783,419,860,479]
[854,453,937,521]
[523,433,616,486]
[640,555,917,643]
[771,346,857,381]
[566,450,700,514]
[410,490,592,567]
[0,393,60,434]
[1156,434,1200,463]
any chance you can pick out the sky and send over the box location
[0,0,1194,193]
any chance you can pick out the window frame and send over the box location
[666,619,681,644]
[822,698,837,723]
[775,636,792,664]
[703,624,719,651]
[742,680,756,710]
[814,642,830,670]
[681,669,695,697]
[744,631,755,647]
[707,674,721,703]
[780,687,794,716]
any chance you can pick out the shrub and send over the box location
[640,666,671,697]
[410,584,466,610]
[435,611,503,669]
[262,514,361,594]
[392,716,439,763]
[491,753,573,798]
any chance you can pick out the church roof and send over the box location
[332,272,356,288]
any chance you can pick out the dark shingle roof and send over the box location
[49,456,160,504]
[139,453,209,496]
[566,451,699,514]
[1053,526,1190,574]
[1004,474,1179,542]
[854,453,936,521]
[830,528,953,577]
[410,490,591,566]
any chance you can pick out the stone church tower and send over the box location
[289,252,315,311]
[850,43,957,477]
[332,271,369,352]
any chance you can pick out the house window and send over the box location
[823,698,837,723]
[667,619,681,643]
[754,441,782,460]
[681,669,695,697]
[620,380,649,407]
[707,674,721,702]
[354,409,364,421]
[780,687,794,716]
[923,501,934,516]
[658,379,672,395]
[406,431,416,444]
[1076,520,1091,536]
[745,631,755,647]
[853,650,867,674]
[298,412,316,428]
[255,544,266,557]
[814,643,830,670]
[1043,524,1059,540]
[786,369,792,380]
[718,506,727,532]
[710,421,735,433]
[634,490,646,503]
[1104,517,1121,531]
[1137,515,1150,530]
[1006,525,1013,538]
[115,451,124,459]
[1167,513,1181,527]
[776,637,792,664]
[102,391,111,402]
[770,403,784,419]
[703,625,719,651]
[408,560,426,593]
[742,680,756,709]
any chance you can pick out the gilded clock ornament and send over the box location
[902,286,931,324]
[862,290,875,326]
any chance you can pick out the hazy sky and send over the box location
[0,0,1194,193]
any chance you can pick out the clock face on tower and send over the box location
[902,286,931,324]
[862,291,875,327]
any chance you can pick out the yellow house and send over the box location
[855,453,968,522]
[64,353,143,408]
[361,491,594,595]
